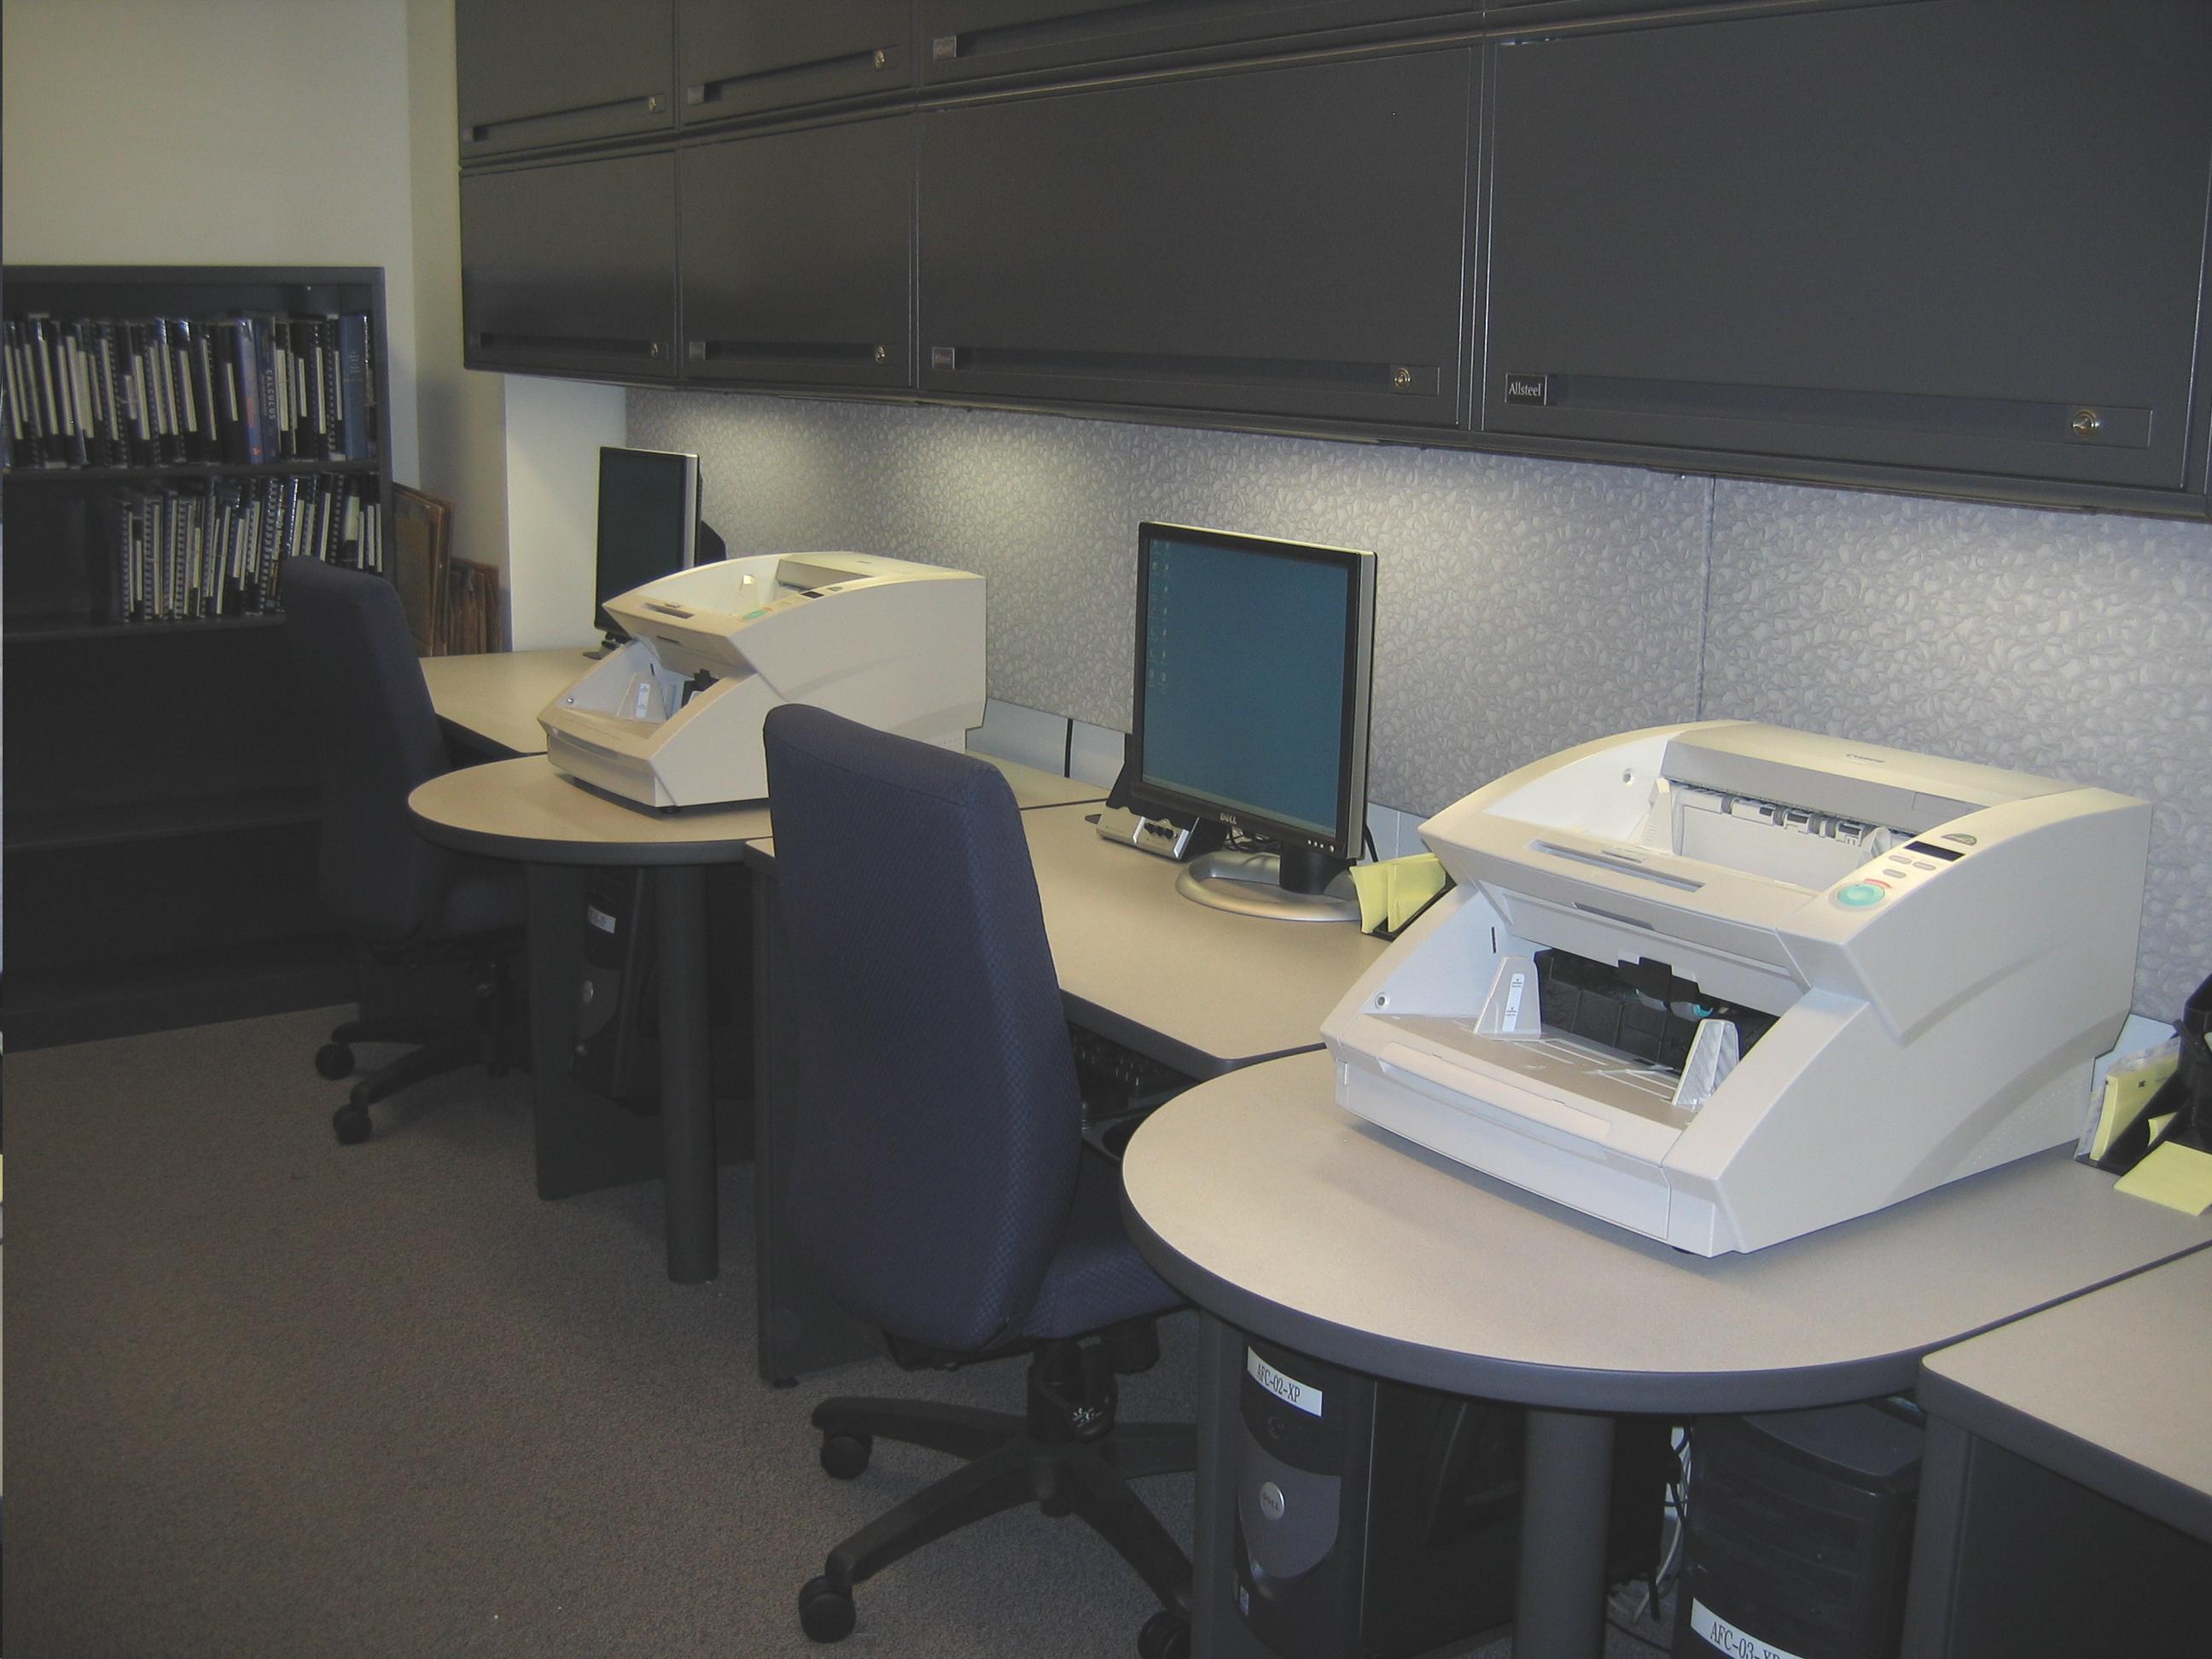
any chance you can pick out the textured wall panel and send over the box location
[630,390,2212,1016]
[628,393,1708,818]
[1704,482,2212,1018]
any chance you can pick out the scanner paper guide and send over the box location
[539,553,986,809]
[1322,721,2151,1254]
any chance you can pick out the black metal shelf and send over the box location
[6,787,322,854]
[3,459,381,485]
[6,612,288,643]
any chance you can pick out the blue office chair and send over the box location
[279,556,526,1144]
[762,704,1195,1659]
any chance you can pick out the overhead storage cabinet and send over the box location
[461,148,679,381]
[456,0,676,160]
[1481,0,2212,498]
[680,114,917,392]
[918,49,1476,428]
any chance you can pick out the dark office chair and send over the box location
[761,704,1195,1659]
[279,556,526,1145]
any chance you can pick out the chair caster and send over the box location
[818,1432,873,1480]
[1138,1609,1190,1659]
[798,1575,856,1642]
[332,1103,373,1145]
[316,1042,355,1080]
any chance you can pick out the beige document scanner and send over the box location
[1323,722,2151,1254]
[541,553,985,809]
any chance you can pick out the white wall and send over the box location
[404,0,509,606]
[3,0,423,486]
[502,377,626,649]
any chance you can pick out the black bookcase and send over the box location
[3,265,397,1048]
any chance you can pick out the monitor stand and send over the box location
[1176,848,1360,923]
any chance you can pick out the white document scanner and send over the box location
[1322,721,2151,1254]
[540,552,985,809]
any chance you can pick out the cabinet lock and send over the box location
[873,49,889,70]
[873,345,889,364]
[649,341,665,359]
[1390,366,1415,393]
[2070,407,2102,437]
[646,94,663,114]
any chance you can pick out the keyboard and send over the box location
[1068,1023,1193,1125]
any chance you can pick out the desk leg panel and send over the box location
[526,864,662,1202]
[656,864,718,1284]
[749,864,876,1383]
[1516,1407,1616,1659]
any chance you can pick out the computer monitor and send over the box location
[591,445,725,648]
[1126,521,1377,922]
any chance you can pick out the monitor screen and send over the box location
[594,446,701,638]
[1130,522,1377,882]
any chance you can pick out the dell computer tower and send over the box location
[1231,1338,1669,1659]
[1674,1405,1923,1659]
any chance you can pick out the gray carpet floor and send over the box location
[3,1007,1674,1658]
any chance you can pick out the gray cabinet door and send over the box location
[1481,0,2212,496]
[679,115,915,390]
[919,49,1475,428]
[456,0,675,161]
[461,150,678,381]
[678,0,911,125]
[918,0,1480,85]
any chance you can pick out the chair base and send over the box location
[800,1337,1195,1652]
[322,946,522,1143]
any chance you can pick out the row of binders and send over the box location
[114,475,384,624]
[3,310,378,470]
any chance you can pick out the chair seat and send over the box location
[1022,1152,1183,1342]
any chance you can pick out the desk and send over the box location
[745,804,1388,1381]
[410,750,1106,1286]
[1902,1249,2212,1657]
[419,645,593,757]
[1117,1051,2212,1659]
[410,757,772,1284]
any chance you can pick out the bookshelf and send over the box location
[3,265,398,1047]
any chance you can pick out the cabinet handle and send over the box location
[690,339,899,374]
[928,345,1440,398]
[468,331,667,362]
[1503,371,2152,451]
[685,44,905,109]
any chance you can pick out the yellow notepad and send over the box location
[2114,1142,2212,1216]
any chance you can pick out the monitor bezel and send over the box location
[593,445,702,638]
[1126,521,1377,864]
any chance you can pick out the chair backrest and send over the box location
[278,557,456,946]
[763,704,1086,1354]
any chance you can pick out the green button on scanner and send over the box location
[1837,882,1886,908]
[742,608,767,620]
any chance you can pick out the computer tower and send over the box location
[1673,1405,1923,1659]
[572,869,658,1109]
[1231,1337,1670,1659]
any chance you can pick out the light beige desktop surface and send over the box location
[1121,1049,2212,1408]
[418,645,595,757]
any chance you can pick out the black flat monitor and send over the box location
[1127,521,1377,922]
[591,445,725,649]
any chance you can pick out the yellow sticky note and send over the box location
[1386,854,1448,933]
[2114,1142,2212,1216]
[2090,1054,2176,1161]
[1348,862,1391,933]
[2147,1113,2177,1143]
